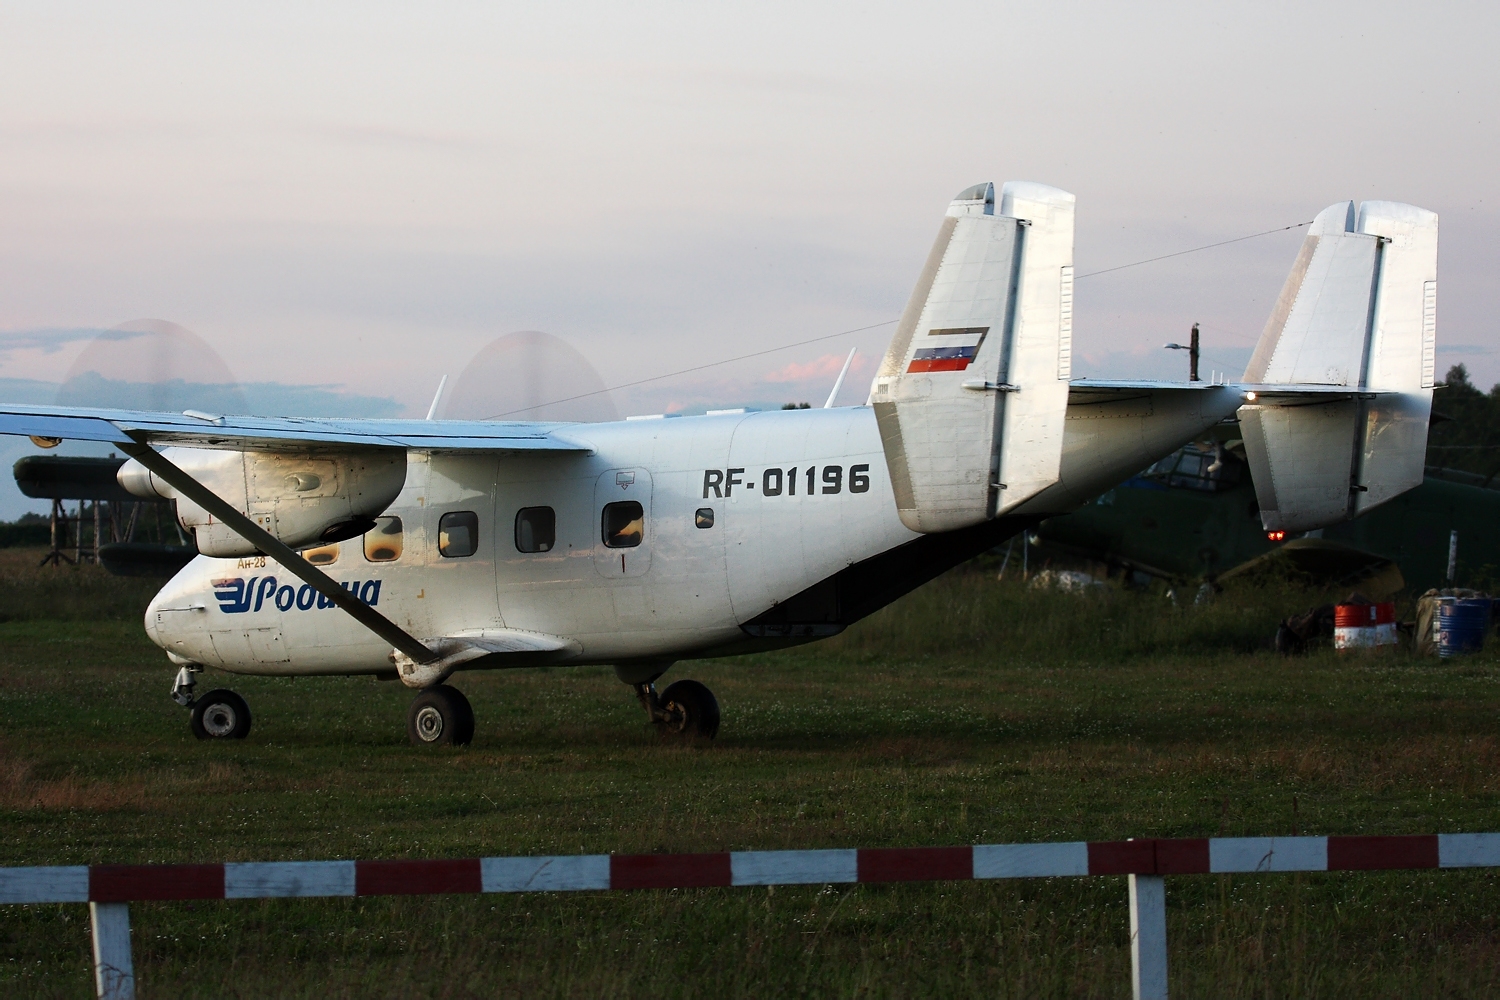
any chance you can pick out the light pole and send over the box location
[1163,323,1200,382]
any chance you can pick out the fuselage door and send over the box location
[593,468,652,579]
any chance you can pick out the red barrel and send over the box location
[1334,605,1367,628]
[1334,602,1394,626]
[1334,602,1397,650]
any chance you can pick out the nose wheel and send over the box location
[407,684,475,746]
[173,667,252,741]
[635,679,720,739]
[190,689,252,740]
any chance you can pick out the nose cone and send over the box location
[143,579,175,651]
[143,558,213,658]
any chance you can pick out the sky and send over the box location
[1,1,1497,517]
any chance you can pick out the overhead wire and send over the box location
[483,319,898,419]
[1074,221,1313,279]
[483,218,1313,419]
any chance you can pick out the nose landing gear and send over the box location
[173,665,253,740]
[634,679,720,739]
[406,685,475,746]
[191,690,252,740]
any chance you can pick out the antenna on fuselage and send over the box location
[823,348,857,408]
[425,375,448,421]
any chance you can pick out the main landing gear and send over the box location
[173,665,253,740]
[634,679,721,739]
[407,684,475,747]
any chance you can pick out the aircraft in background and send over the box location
[1033,431,1500,595]
[0,184,1441,747]
[12,454,196,576]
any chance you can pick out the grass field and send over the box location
[2,547,1499,997]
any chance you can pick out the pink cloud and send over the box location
[765,352,859,383]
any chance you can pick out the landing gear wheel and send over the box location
[658,679,720,740]
[190,689,252,740]
[407,685,475,747]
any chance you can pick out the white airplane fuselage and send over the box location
[146,392,1239,677]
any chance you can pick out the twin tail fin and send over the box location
[871,181,1075,533]
[1239,200,1438,532]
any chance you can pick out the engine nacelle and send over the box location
[118,447,408,557]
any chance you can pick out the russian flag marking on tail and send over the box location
[907,327,989,373]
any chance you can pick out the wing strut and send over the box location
[119,435,439,666]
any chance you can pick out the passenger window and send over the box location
[602,501,644,548]
[301,542,340,566]
[695,507,715,529]
[439,511,479,558]
[363,517,403,562]
[514,506,556,553]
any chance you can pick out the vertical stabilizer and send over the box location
[1239,200,1437,532]
[872,181,1074,533]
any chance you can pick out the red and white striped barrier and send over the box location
[6,833,1497,905]
[9,833,1498,1000]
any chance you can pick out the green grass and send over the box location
[0,546,161,622]
[1,549,1499,997]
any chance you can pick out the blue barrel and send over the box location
[1437,599,1490,658]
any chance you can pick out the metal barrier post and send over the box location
[1129,874,1167,1000]
[89,901,134,1000]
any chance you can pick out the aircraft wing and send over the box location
[0,403,594,673]
[0,403,594,453]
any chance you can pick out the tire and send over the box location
[407,685,475,747]
[658,679,720,740]
[190,689,252,740]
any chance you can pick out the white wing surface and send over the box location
[0,403,594,453]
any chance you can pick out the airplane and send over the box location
[0,183,1441,747]
[1033,434,1500,595]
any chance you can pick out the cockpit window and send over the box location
[602,501,644,548]
[1142,442,1242,492]
[363,517,404,562]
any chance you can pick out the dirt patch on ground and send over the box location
[0,752,148,811]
